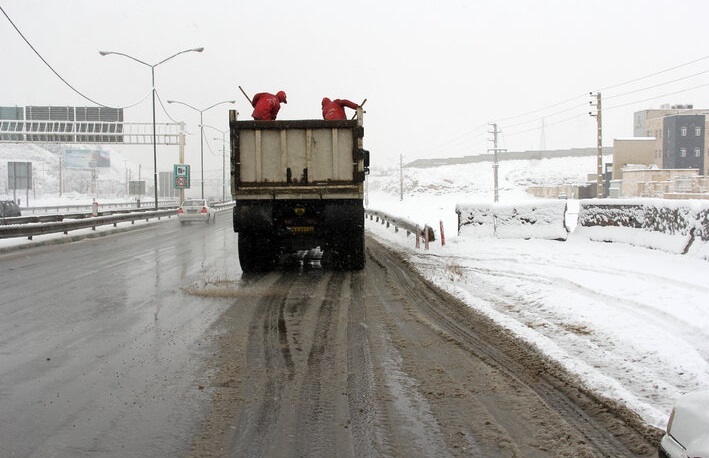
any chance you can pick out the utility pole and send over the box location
[90,159,97,197]
[589,92,603,198]
[399,154,404,201]
[59,154,63,197]
[488,123,506,203]
[178,122,185,205]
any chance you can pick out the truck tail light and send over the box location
[201,207,208,213]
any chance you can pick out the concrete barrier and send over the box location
[456,201,568,241]
[575,199,709,259]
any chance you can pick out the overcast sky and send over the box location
[2,0,709,173]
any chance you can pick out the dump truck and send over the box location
[229,107,370,272]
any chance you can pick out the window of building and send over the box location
[695,148,701,157]
[696,126,702,136]
[680,148,687,157]
[681,126,687,136]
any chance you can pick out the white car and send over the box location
[178,199,215,224]
[659,390,709,458]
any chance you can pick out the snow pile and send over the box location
[456,201,568,240]
[690,207,709,260]
[576,199,709,258]
[454,203,495,237]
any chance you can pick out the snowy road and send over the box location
[0,208,661,457]
[0,216,237,457]
[187,238,655,457]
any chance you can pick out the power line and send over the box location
[499,55,709,144]
[407,53,709,156]
[502,102,589,130]
[599,54,709,92]
[493,93,588,123]
[1,4,150,110]
[503,112,588,138]
[408,122,489,158]
[604,81,709,111]
[504,80,709,140]
[154,90,183,124]
[605,69,709,101]
[435,56,709,154]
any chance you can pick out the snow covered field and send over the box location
[365,161,709,430]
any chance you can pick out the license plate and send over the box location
[289,226,314,234]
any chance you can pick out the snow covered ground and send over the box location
[364,161,709,430]
[4,143,708,430]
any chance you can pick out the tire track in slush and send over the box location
[293,271,348,457]
[230,272,299,457]
[346,270,388,457]
[197,237,655,456]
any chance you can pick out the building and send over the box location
[634,105,709,176]
[634,104,703,136]
[662,114,706,174]
[612,138,658,180]
[620,167,700,198]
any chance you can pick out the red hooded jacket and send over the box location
[251,91,287,120]
[321,97,358,120]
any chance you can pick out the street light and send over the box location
[166,100,235,199]
[99,47,204,209]
[210,132,228,201]
[202,122,235,202]
[212,135,228,201]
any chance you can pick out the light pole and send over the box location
[213,135,227,201]
[99,47,204,208]
[211,132,228,200]
[166,100,235,199]
[203,122,234,202]
[202,123,234,201]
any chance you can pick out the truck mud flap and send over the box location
[321,202,364,233]
[233,202,274,233]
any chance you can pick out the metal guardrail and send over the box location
[208,201,235,211]
[4,207,177,225]
[0,201,235,241]
[365,209,435,241]
[19,199,179,214]
[0,209,178,240]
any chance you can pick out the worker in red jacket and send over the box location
[251,90,287,120]
[321,97,359,120]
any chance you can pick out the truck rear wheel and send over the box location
[322,228,365,271]
[238,233,278,272]
[347,228,366,270]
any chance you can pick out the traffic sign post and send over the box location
[174,164,190,189]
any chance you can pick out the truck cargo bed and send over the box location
[229,108,369,271]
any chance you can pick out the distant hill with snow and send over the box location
[0,143,134,202]
[369,154,612,203]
